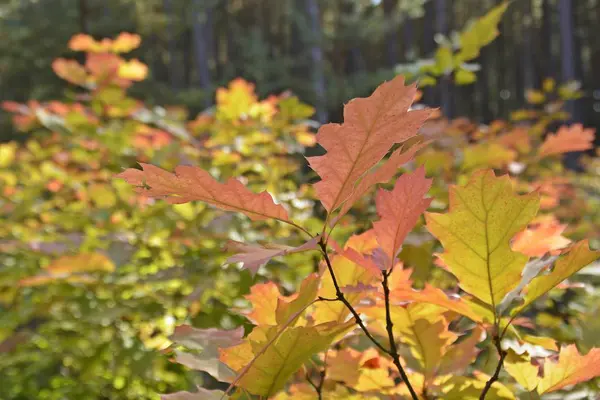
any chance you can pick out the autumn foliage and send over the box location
[117,72,600,399]
[2,29,600,400]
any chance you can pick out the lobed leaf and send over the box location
[373,166,432,268]
[538,124,595,158]
[426,170,540,307]
[117,163,290,222]
[308,75,431,214]
[511,240,600,316]
[538,345,600,394]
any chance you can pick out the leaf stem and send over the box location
[318,239,419,400]
[382,270,420,400]
[479,335,507,400]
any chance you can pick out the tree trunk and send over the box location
[382,0,398,67]
[305,0,327,123]
[79,0,89,33]
[435,0,452,117]
[164,0,182,90]
[558,0,582,169]
[191,0,213,107]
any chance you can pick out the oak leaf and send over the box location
[511,216,571,257]
[335,141,430,220]
[373,166,432,268]
[225,236,320,275]
[308,75,431,213]
[511,240,600,316]
[243,274,320,326]
[169,325,243,383]
[117,163,290,222]
[426,170,540,307]
[504,349,540,392]
[538,124,595,158]
[219,322,353,397]
[537,345,600,394]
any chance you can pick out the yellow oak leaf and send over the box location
[504,349,540,392]
[426,170,540,307]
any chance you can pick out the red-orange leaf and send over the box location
[373,166,432,267]
[538,345,600,394]
[308,75,431,213]
[116,163,290,222]
[511,216,571,258]
[335,141,430,220]
[538,124,595,158]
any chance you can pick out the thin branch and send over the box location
[382,270,420,400]
[318,239,419,400]
[305,373,321,400]
[479,336,507,400]
[318,239,391,355]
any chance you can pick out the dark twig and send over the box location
[480,336,507,400]
[318,239,390,355]
[382,270,420,400]
[318,239,419,400]
[305,372,322,400]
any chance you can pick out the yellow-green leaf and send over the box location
[504,349,540,392]
[456,2,510,62]
[512,240,600,316]
[425,170,540,307]
[455,68,477,85]
[220,322,353,397]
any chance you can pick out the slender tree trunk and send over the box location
[164,0,182,90]
[558,0,582,169]
[422,0,436,105]
[435,0,452,117]
[79,0,89,33]
[522,0,534,94]
[383,0,398,67]
[541,0,555,79]
[191,0,213,107]
[305,0,327,123]
[403,14,414,61]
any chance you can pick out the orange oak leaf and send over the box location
[308,75,431,213]
[538,345,600,394]
[224,236,320,274]
[389,284,485,323]
[243,282,280,326]
[335,140,430,220]
[538,124,595,158]
[373,166,432,268]
[52,59,88,86]
[243,274,319,326]
[511,216,571,257]
[496,126,531,153]
[116,163,290,222]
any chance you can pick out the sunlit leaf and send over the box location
[426,170,540,307]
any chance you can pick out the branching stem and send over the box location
[479,335,507,400]
[318,239,419,400]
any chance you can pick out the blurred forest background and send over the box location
[2,1,600,399]
[2,0,600,140]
